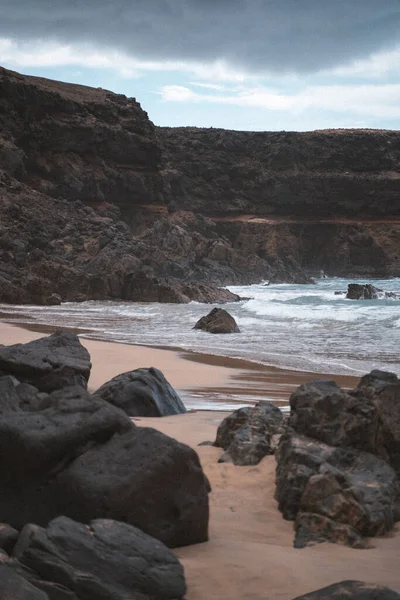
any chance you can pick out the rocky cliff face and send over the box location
[0,66,399,305]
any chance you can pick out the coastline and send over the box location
[0,319,360,410]
[1,320,400,598]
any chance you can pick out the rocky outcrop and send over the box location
[94,367,187,417]
[9,516,186,600]
[0,331,91,391]
[347,283,380,299]
[194,307,240,334]
[275,370,400,548]
[346,283,399,300]
[291,581,400,600]
[1,66,400,306]
[214,402,284,465]
[0,335,210,548]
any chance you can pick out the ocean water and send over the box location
[1,277,399,378]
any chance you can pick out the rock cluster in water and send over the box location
[0,331,209,598]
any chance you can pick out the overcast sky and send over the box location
[1,0,400,130]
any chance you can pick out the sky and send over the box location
[1,0,400,131]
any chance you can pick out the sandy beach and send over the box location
[1,320,399,599]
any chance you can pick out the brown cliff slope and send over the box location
[0,66,399,306]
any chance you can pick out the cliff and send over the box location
[0,66,399,305]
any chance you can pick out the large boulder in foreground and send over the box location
[11,516,186,600]
[292,581,400,600]
[194,307,240,334]
[94,367,187,417]
[55,426,209,547]
[0,375,209,547]
[0,331,91,391]
[275,432,397,548]
[214,401,284,465]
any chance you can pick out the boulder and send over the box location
[275,432,397,548]
[0,565,49,600]
[94,367,187,417]
[214,401,284,465]
[290,372,400,475]
[0,524,19,554]
[55,427,210,548]
[346,283,380,299]
[289,379,376,451]
[0,377,209,547]
[194,307,240,334]
[0,332,91,391]
[291,580,400,600]
[12,516,186,600]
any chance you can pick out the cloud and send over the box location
[0,38,254,82]
[1,0,400,74]
[159,82,400,120]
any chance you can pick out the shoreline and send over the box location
[0,319,360,410]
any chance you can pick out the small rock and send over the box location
[193,307,240,334]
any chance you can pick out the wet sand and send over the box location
[138,412,400,600]
[0,320,359,409]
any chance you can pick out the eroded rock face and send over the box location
[276,370,400,549]
[94,367,187,417]
[275,432,397,548]
[215,402,284,465]
[194,307,240,334]
[12,516,186,600]
[291,580,400,600]
[0,331,91,391]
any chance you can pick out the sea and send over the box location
[1,277,399,409]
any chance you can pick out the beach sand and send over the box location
[2,320,398,599]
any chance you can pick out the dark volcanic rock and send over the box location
[55,426,209,548]
[194,307,240,334]
[289,379,376,451]
[291,580,400,600]
[0,565,49,600]
[13,516,186,600]
[346,283,380,299]
[94,367,187,417]
[215,402,284,465]
[275,432,397,548]
[0,331,91,391]
[0,377,132,527]
[0,367,209,547]
[0,524,19,554]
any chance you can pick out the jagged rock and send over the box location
[55,426,209,548]
[0,524,19,554]
[0,565,49,600]
[0,331,91,391]
[290,372,400,474]
[289,379,376,451]
[268,270,316,285]
[354,370,400,474]
[346,283,380,299]
[94,367,187,417]
[275,431,397,548]
[194,307,240,334]
[12,516,186,600]
[214,402,283,465]
[291,580,400,600]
